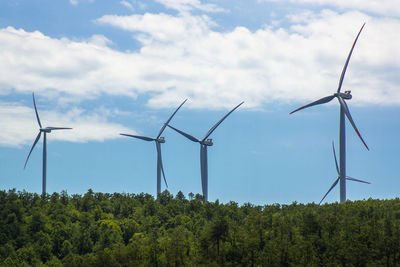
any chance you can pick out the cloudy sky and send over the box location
[0,0,399,204]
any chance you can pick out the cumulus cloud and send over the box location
[0,101,136,147]
[258,0,400,17]
[93,10,400,107]
[0,27,139,99]
[1,10,400,113]
[96,12,214,43]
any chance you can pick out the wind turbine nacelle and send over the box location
[158,137,165,143]
[204,139,213,146]
[41,128,52,133]
[340,91,352,100]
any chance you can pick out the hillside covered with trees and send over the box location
[1,189,400,266]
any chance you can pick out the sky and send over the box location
[0,0,399,205]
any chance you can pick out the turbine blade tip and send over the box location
[290,107,303,114]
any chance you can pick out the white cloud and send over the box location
[258,0,400,17]
[1,10,400,114]
[96,12,214,42]
[94,10,400,107]
[0,101,136,147]
[120,0,134,11]
[0,27,139,99]
[88,34,113,47]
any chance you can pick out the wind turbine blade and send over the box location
[346,176,371,184]
[167,125,199,143]
[24,132,42,169]
[32,92,42,128]
[332,141,339,175]
[337,23,365,93]
[319,177,340,205]
[46,127,72,130]
[120,133,155,142]
[337,96,369,150]
[202,101,244,141]
[289,95,335,114]
[157,99,188,139]
[156,142,168,188]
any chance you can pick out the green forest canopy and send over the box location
[1,189,400,266]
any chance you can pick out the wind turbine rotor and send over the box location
[320,141,370,204]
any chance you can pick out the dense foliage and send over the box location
[1,189,400,266]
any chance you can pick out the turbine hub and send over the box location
[158,137,165,143]
[340,90,352,100]
[203,139,213,146]
[41,128,51,133]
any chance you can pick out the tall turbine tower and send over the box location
[290,24,369,203]
[168,101,244,201]
[24,92,72,196]
[120,99,187,197]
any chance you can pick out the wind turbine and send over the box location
[168,101,244,201]
[120,99,187,197]
[24,92,72,196]
[319,141,370,204]
[290,23,369,203]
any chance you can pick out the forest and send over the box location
[1,189,400,266]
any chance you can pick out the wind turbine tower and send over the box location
[168,101,244,201]
[120,99,187,197]
[24,92,72,196]
[290,24,369,203]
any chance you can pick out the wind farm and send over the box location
[1,1,399,206]
[2,1,400,265]
[13,23,376,204]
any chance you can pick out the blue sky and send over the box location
[0,0,399,205]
